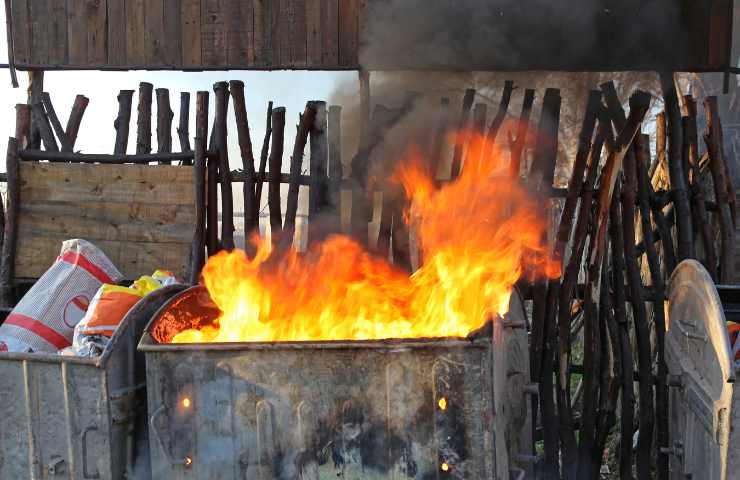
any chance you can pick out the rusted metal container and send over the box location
[0,285,186,480]
[139,286,532,479]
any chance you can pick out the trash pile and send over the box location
[0,239,180,356]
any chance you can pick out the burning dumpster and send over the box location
[0,285,185,479]
[140,285,530,479]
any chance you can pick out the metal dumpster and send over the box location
[139,285,532,480]
[0,284,186,479]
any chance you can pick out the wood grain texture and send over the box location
[338,0,358,66]
[107,0,127,64]
[48,0,67,64]
[181,0,202,65]
[15,162,196,280]
[126,0,146,65]
[226,0,253,65]
[28,0,49,64]
[67,0,87,64]
[252,0,270,65]
[290,0,307,66]
[164,0,183,65]
[10,0,29,64]
[146,0,166,64]
[201,0,227,65]
[321,0,338,65]
[306,0,321,64]
[87,0,107,64]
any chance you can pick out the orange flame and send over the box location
[171,132,557,343]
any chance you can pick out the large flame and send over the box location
[172,133,557,343]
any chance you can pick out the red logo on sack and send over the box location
[63,295,90,329]
[0,341,7,352]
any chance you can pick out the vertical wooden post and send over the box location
[114,90,134,155]
[683,97,716,280]
[510,89,535,178]
[255,101,274,210]
[178,92,192,158]
[308,101,328,246]
[659,73,694,261]
[156,88,174,164]
[268,107,286,248]
[136,82,153,155]
[283,103,318,251]
[212,81,234,251]
[0,138,20,307]
[230,80,259,251]
[704,96,735,282]
[450,88,475,179]
[64,95,89,152]
[41,92,69,151]
[327,105,342,235]
[190,91,209,285]
[31,102,58,152]
[27,70,43,149]
[483,80,513,158]
[15,104,31,149]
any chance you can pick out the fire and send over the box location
[171,132,556,343]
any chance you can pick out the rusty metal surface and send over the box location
[666,260,735,480]
[0,284,185,480]
[139,287,533,479]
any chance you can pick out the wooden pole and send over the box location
[156,88,174,163]
[255,101,273,210]
[27,71,43,149]
[31,102,58,152]
[41,92,70,152]
[213,81,234,251]
[635,133,669,480]
[64,94,89,152]
[551,90,601,479]
[510,89,535,178]
[327,105,343,235]
[189,91,209,285]
[482,80,513,158]
[608,179,634,480]
[268,107,286,248]
[659,73,694,261]
[283,103,318,251]
[0,138,19,307]
[308,101,329,246]
[136,82,153,155]
[178,92,191,158]
[450,88,475,179]
[704,96,735,283]
[114,90,134,155]
[229,80,259,251]
[15,104,30,149]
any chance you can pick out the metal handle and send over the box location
[81,425,100,479]
[150,404,190,467]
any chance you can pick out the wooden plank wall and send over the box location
[10,0,360,69]
[15,163,196,280]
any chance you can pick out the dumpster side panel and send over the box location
[146,343,494,480]
[0,360,32,478]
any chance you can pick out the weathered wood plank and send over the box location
[201,0,227,65]
[306,0,321,64]
[253,0,270,65]
[137,82,153,154]
[20,163,196,206]
[87,0,107,64]
[15,236,191,282]
[48,0,67,64]
[19,202,196,244]
[67,0,87,64]
[226,0,253,65]
[107,0,126,64]
[126,0,146,65]
[164,0,183,65]
[321,0,338,65]
[277,0,290,66]
[146,0,166,64]
[338,0,358,66]
[11,0,30,64]
[290,0,307,66]
[27,0,49,64]
[182,0,202,66]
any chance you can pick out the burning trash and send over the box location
[168,134,558,344]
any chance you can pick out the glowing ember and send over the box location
[171,132,557,344]
[438,398,448,410]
